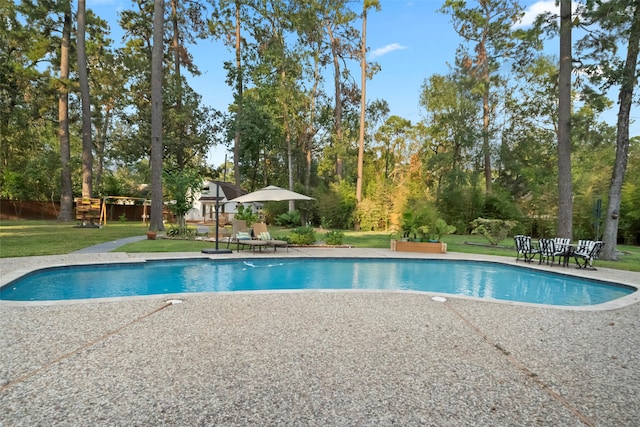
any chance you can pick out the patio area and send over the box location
[1,249,639,425]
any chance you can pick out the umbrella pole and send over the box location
[202,182,232,255]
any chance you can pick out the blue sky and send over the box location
[91,0,635,167]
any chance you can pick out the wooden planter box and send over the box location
[391,240,447,254]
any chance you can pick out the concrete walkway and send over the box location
[71,235,148,253]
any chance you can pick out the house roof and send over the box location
[199,181,246,203]
[217,181,245,200]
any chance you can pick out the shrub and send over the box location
[288,225,316,245]
[235,204,258,226]
[316,181,356,229]
[320,216,332,229]
[400,200,438,240]
[434,218,456,242]
[437,183,483,234]
[481,187,522,220]
[354,198,389,231]
[324,230,344,245]
[275,210,301,227]
[470,218,517,245]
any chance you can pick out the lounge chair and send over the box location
[228,220,267,252]
[514,235,539,262]
[228,219,246,246]
[252,222,288,252]
[574,240,604,269]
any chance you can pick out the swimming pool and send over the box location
[0,258,635,306]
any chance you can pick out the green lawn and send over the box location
[0,220,149,257]
[2,220,639,272]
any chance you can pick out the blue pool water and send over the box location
[0,258,634,306]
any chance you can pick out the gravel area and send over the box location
[1,250,639,426]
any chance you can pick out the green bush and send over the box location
[288,225,316,245]
[275,210,301,227]
[235,204,258,226]
[320,216,332,229]
[316,181,356,229]
[434,218,456,242]
[481,187,522,220]
[437,183,483,234]
[354,198,389,231]
[401,199,438,240]
[470,218,517,245]
[325,230,344,245]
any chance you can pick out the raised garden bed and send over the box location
[391,240,447,254]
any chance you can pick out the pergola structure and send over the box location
[75,196,151,226]
[101,196,151,226]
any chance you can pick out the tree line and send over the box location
[1,0,638,259]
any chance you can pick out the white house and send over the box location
[186,180,262,224]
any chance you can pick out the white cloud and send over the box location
[513,0,582,29]
[370,43,408,59]
[514,0,557,28]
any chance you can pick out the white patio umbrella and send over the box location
[228,185,313,203]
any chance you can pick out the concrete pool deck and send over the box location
[1,248,640,425]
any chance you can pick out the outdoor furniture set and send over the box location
[225,220,288,252]
[514,235,604,270]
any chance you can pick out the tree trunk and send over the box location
[58,6,73,221]
[280,67,295,213]
[94,106,111,190]
[557,0,573,239]
[355,5,367,230]
[305,46,320,192]
[234,1,242,190]
[480,36,492,195]
[171,0,184,170]
[77,0,93,198]
[326,23,343,178]
[600,4,640,260]
[149,0,165,232]
[286,122,294,214]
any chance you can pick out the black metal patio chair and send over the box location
[514,235,540,263]
[573,240,604,270]
[553,237,571,265]
[538,238,556,265]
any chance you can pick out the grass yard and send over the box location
[0,220,149,257]
[1,220,639,272]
